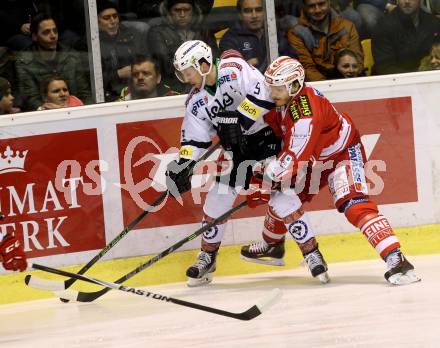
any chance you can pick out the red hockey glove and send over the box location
[0,233,28,272]
[246,175,272,208]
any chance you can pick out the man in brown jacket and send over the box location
[287,0,363,81]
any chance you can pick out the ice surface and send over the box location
[1,255,438,348]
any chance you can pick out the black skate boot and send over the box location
[186,250,217,287]
[384,249,421,285]
[240,240,285,266]
[303,248,330,284]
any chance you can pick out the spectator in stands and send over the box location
[334,47,362,77]
[219,0,268,72]
[331,0,363,35]
[97,0,148,101]
[15,13,91,111]
[372,0,440,75]
[287,0,364,81]
[147,0,218,93]
[0,0,37,50]
[135,0,214,20]
[0,77,20,115]
[356,0,396,39]
[419,41,440,70]
[119,55,178,101]
[37,74,84,110]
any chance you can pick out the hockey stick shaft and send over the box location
[56,200,248,302]
[31,262,279,320]
[26,143,220,292]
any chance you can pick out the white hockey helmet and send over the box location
[173,40,213,82]
[264,56,305,97]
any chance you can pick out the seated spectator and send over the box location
[419,41,440,71]
[372,0,440,75]
[287,0,364,81]
[0,0,37,50]
[0,77,20,115]
[356,0,396,39]
[15,13,91,111]
[135,0,214,21]
[219,0,268,72]
[119,55,178,101]
[97,0,149,101]
[147,0,218,93]
[331,0,363,35]
[37,74,84,110]
[334,48,362,77]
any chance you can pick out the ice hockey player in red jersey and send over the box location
[0,212,28,272]
[240,56,420,285]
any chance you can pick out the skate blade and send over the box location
[317,272,331,284]
[187,272,214,287]
[240,254,285,267]
[387,269,421,286]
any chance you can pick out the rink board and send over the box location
[0,71,439,271]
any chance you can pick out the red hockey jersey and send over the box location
[264,85,357,180]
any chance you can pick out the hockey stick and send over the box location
[26,201,248,302]
[30,263,281,321]
[24,143,220,294]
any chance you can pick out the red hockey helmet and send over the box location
[264,56,305,97]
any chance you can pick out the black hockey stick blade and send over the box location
[24,143,220,296]
[56,201,248,303]
[31,263,281,321]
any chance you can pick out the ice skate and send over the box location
[303,248,330,284]
[384,249,421,285]
[186,250,217,287]
[240,240,285,266]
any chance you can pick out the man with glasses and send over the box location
[15,13,91,110]
[219,0,268,72]
[97,0,148,101]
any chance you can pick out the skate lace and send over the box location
[304,251,323,270]
[194,252,212,270]
[386,250,403,270]
[248,240,269,254]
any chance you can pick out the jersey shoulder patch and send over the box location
[312,87,324,97]
[289,93,313,121]
[185,87,201,107]
[219,58,244,71]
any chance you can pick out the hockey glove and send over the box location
[166,158,196,197]
[246,175,272,208]
[0,233,28,272]
[216,111,244,153]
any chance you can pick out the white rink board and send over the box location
[0,71,439,268]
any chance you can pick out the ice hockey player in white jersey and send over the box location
[165,40,285,287]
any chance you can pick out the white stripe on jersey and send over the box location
[318,117,352,160]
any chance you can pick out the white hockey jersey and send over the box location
[178,56,275,161]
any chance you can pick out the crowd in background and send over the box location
[0,0,440,115]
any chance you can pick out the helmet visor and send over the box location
[174,66,199,84]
